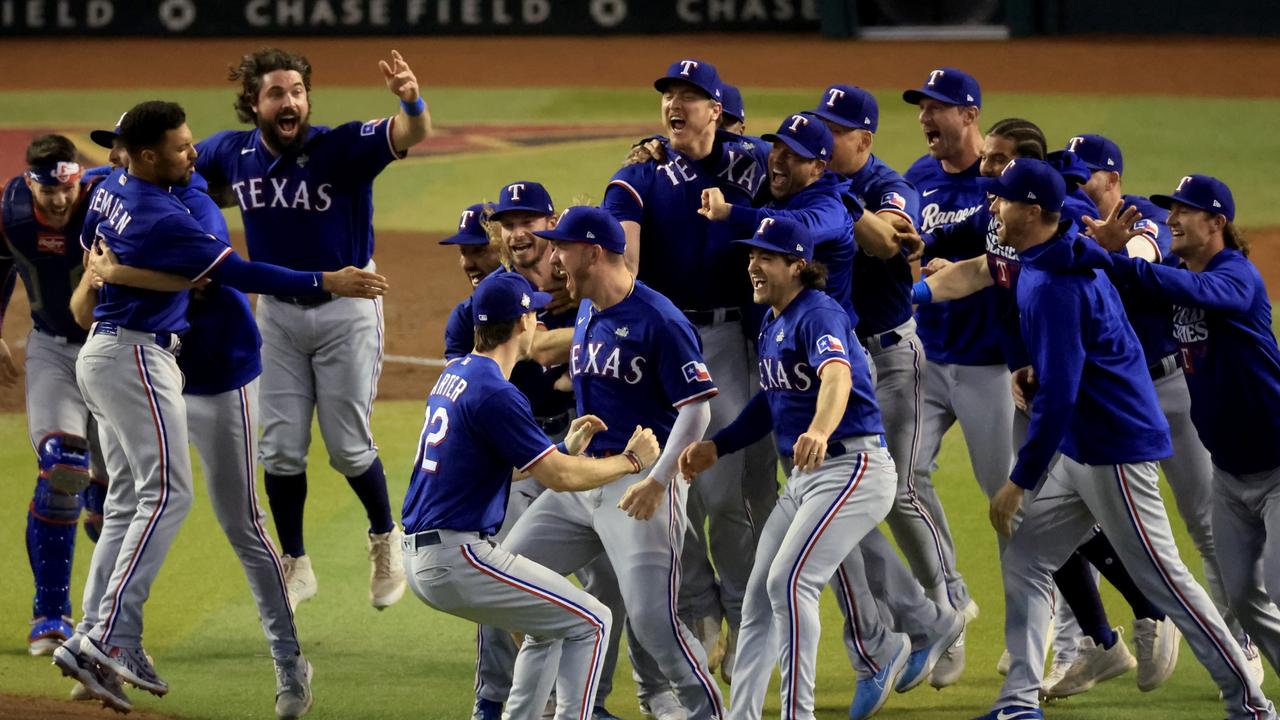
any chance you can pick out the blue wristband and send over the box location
[400,97,426,117]
[911,280,933,304]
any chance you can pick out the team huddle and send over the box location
[3,46,1280,720]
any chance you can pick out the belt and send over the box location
[272,292,335,307]
[90,322,182,355]
[536,410,572,438]
[860,330,901,353]
[34,328,78,345]
[1149,353,1183,381]
[825,434,887,458]
[402,529,490,551]
[682,307,741,326]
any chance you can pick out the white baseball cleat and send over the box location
[281,554,318,610]
[718,626,738,684]
[1133,617,1180,691]
[996,648,1011,676]
[1042,628,1135,699]
[274,653,314,719]
[930,601,977,690]
[368,527,407,610]
[1221,641,1266,699]
[80,635,168,697]
[1039,656,1074,700]
[639,690,687,720]
[691,616,723,674]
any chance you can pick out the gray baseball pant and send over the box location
[998,456,1275,719]
[1212,464,1280,674]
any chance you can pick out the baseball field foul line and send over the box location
[384,354,450,368]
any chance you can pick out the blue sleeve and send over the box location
[924,210,983,257]
[603,164,650,225]
[725,195,852,243]
[477,388,556,472]
[181,188,231,247]
[194,133,230,187]
[82,165,113,180]
[656,317,718,408]
[867,178,920,228]
[333,119,404,181]
[800,309,855,374]
[206,252,323,296]
[711,390,772,456]
[444,300,474,360]
[1010,281,1087,489]
[138,214,238,281]
[1111,254,1253,314]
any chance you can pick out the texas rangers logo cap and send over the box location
[654,58,723,102]
[976,158,1066,212]
[1151,174,1235,222]
[533,205,627,255]
[1065,134,1124,175]
[438,203,491,246]
[490,181,556,221]
[762,112,833,161]
[472,271,550,325]
[733,216,813,262]
[720,83,746,124]
[810,84,879,133]
[902,67,982,109]
[90,111,128,150]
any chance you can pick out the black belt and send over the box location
[858,329,902,351]
[273,292,335,307]
[682,307,742,326]
[1149,353,1184,381]
[405,530,490,550]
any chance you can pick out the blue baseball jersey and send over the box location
[444,295,476,361]
[907,155,1003,366]
[604,138,761,311]
[846,154,920,338]
[195,118,403,271]
[757,288,882,456]
[569,280,718,454]
[1010,227,1171,489]
[174,172,262,396]
[401,354,557,536]
[0,175,100,341]
[735,134,771,198]
[1107,248,1280,476]
[726,172,861,325]
[1113,194,1179,366]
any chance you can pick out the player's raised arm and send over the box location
[380,50,431,152]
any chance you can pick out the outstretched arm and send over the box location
[380,50,431,152]
[917,255,993,303]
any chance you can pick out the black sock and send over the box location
[346,457,394,535]
[265,472,307,557]
[1079,531,1166,621]
[1054,552,1117,648]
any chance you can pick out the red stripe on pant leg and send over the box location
[665,481,724,717]
[835,564,880,673]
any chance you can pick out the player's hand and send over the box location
[379,50,420,102]
[698,188,731,222]
[564,415,608,456]
[624,139,667,166]
[1082,201,1144,253]
[1011,365,1038,413]
[553,374,574,393]
[989,480,1025,538]
[921,257,951,277]
[0,338,19,388]
[88,239,123,283]
[545,284,575,314]
[896,230,925,262]
[322,267,390,298]
[618,477,665,520]
[678,440,719,480]
[624,424,661,469]
[793,429,830,472]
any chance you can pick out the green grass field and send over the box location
[2,83,1279,718]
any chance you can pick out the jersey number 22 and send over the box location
[419,406,449,473]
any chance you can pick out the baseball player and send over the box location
[500,206,724,719]
[402,270,662,720]
[59,115,315,718]
[603,58,767,686]
[0,135,103,656]
[195,48,430,610]
[1087,174,1280,678]
[679,217,897,720]
[50,100,382,711]
[971,159,1275,720]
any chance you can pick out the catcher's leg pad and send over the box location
[38,433,92,495]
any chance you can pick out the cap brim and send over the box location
[529,291,552,312]
[722,110,745,124]
[490,204,552,221]
[1150,192,1224,217]
[654,77,718,100]
[976,177,1018,201]
[760,133,820,160]
[732,236,811,261]
[438,233,490,246]
[808,106,861,130]
[903,88,962,106]
[89,129,117,150]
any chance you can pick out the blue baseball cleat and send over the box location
[28,616,73,656]
[971,705,1044,720]
[471,698,502,720]
[849,633,910,720]
[897,610,966,693]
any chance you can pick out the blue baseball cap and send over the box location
[977,158,1066,212]
[472,271,550,325]
[490,181,555,221]
[1065,134,1124,175]
[1046,150,1091,187]
[810,85,878,133]
[721,83,745,124]
[438,203,491,246]
[90,111,128,149]
[762,112,832,161]
[533,206,626,255]
[903,67,981,108]
[654,59,723,102]
[733,217,813,262]
[1151,175,1235,222]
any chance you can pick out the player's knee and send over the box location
[260,448,307,476]
[328,446,377,477]
[38,433,92,496]
[765,561,796,610]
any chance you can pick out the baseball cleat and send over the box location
[1042,628,1135,699]
[28,615,74,656]
[1039,656,1074,700]
[898,611,965,693]
[281,554,318,610]
[1133,617,1181,691]
[52,639,132,714]
[970,704,1043,720]
[961,599,980,623]
[849,633,909,720]
[80,635,168,697]
[929,628,966,689]
[591,706,623,720]
[368,528,407,610]
[996,649,1011,676]
[274,653,314,719]
[639,689,687,720]
[1222,641,1265,699]
[719,626,738,684]
[692,615,723,674]
[471,698,503,720]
